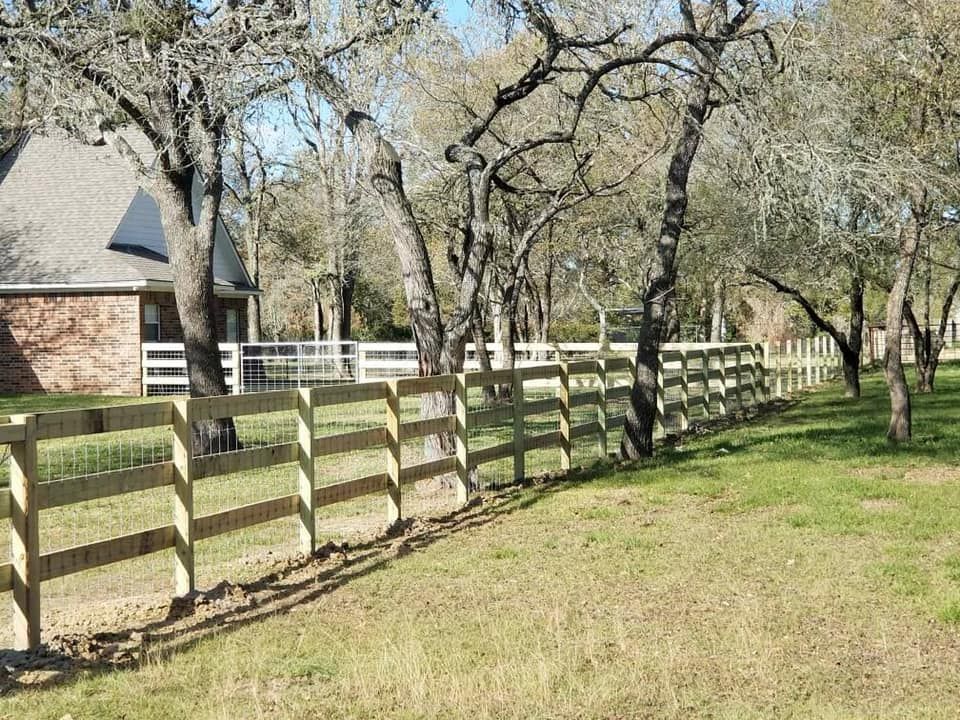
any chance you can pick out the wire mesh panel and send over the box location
[313,390,390,541]
[568,365,601,468]
[466,374,516,492]
[34,405,176,639]
[193,405,300,589]
[241,342,358,393]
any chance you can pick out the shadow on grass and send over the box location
[0,464,609,696]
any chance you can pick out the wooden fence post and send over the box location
[785,339,793,393]
[385,380,402,522]
[718,348,728,416]
[596,360,608,458]
[10,414,39,650]
[231,344,242,395]
[775,341,783,398]
[455,373,470,504]
[753,342,770,405]
[655,354,665,437]
[297,388,316,555]
[814,336,822,384]
[805,338,813,387]
[700,349,710,420]
[172,399,195,596]
[679,352,689,431]
[733,345,743,410]
[512,368,525,481]
[559,362,571,471]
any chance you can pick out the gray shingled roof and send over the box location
[0,130,256,293]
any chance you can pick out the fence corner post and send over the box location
[596,360,608,458]
[172,399,195,596]
[512,368,525,481]
[297,387,316,555]
[559,362,571,471]
[678,351,689,432]
[10,414,39,650]
[455,373,470,504]
[385,379,402,524]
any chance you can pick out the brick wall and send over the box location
[0,292,142,395]
[140,292,248,343]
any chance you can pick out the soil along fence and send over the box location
[1,339,841,650]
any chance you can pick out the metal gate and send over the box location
[240,342,359,393]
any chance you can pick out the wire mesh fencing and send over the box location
[240,342,359,392]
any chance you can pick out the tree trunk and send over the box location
[709,278,725,342]
[471,308,497,405]
[244,216,262,343]
[884,221,923,442]
[340,272,355,341]
[748,263,865,399]
[622,65,714,459]
[662,289,681,343]
[310,279,323,343]
[156,171,237,454]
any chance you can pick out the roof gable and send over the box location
[0,130,256,294]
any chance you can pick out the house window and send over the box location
[144,303,160,342]
[226,308,239,342]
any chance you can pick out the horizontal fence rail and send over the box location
[3,337,843,650]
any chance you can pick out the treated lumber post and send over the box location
[512,368,525,481]
[454,373,470,503]
[385,380,402,523]
[231,344,242,395]
[559,362,571,471]
[172,399,195,596]
[814,336,822,384]
[775,341,783,398]
[297,388,316,555]
[759,342,769,403]
[700,349,710,420]
[10,414,39,650]
[785,339,793,393]
[679,352,689,431]
[596,360,608,457]
[718,348,728,416]
[734,346,743,410]
[655,354,665,437]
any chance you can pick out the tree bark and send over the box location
[156,170,238,453]
[244,207,262,343]
[310,278,323,343]
[621,64,715,459]
[904,270,960,394]
[709,278,725,342]
[471,307,497,405]
[884,220,924,442]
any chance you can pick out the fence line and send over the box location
[3,338,843,650]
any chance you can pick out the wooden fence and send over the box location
[2,339,842,650]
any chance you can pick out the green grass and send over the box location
[6,367,960,717]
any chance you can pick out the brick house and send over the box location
[0,130,259,396]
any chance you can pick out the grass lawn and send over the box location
[4,366,960,718]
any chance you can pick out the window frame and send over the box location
[144,303,161,342]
